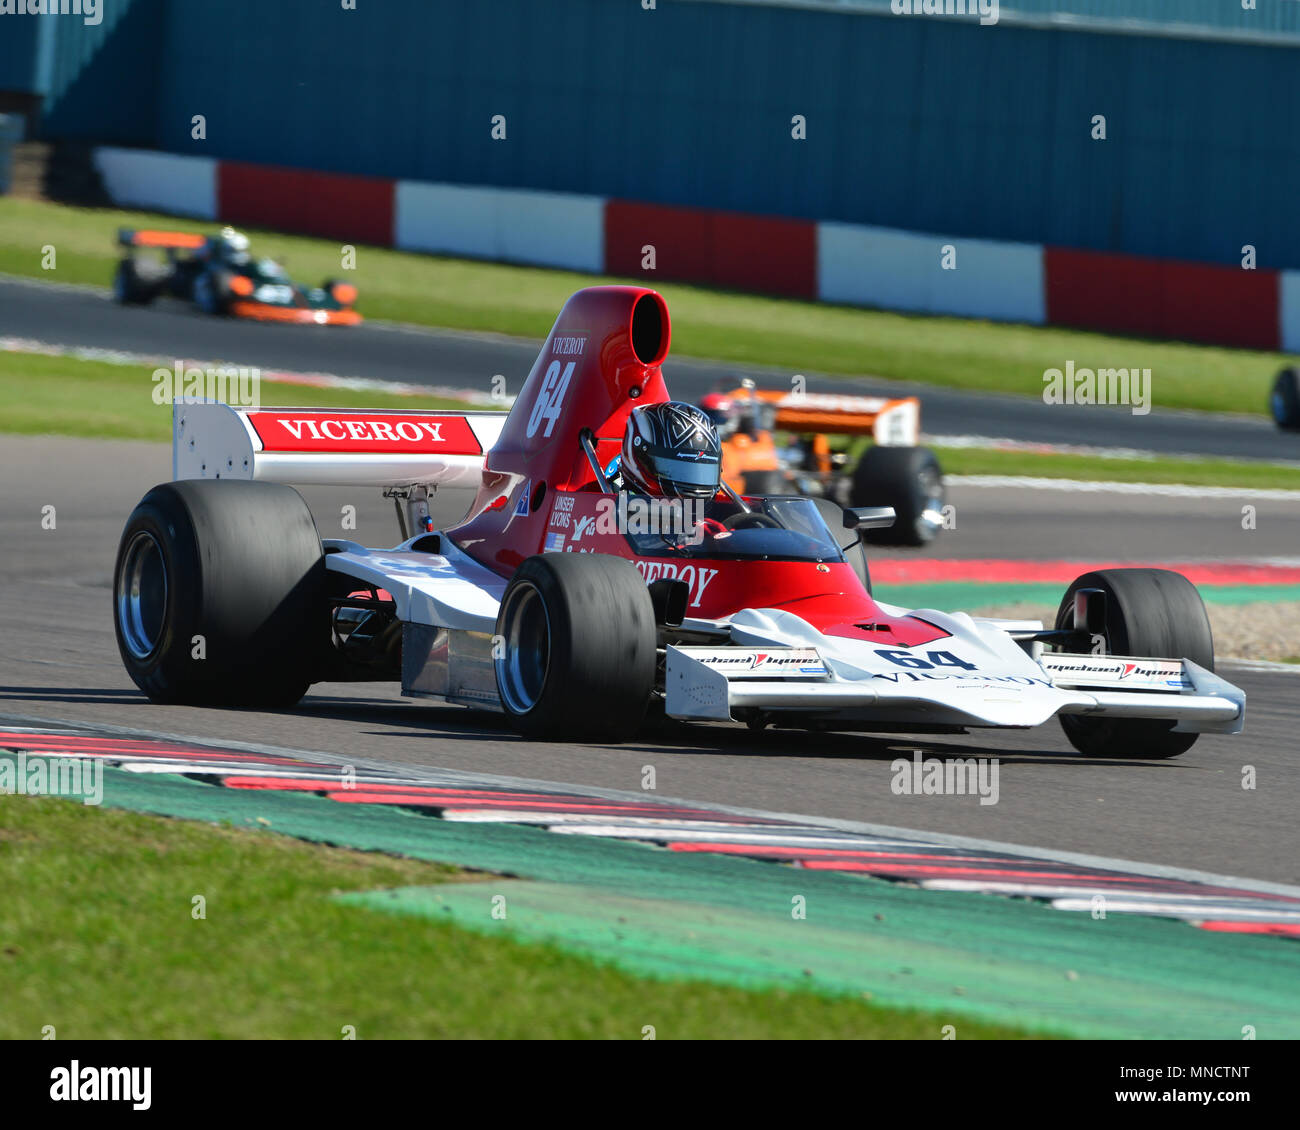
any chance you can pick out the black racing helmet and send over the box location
[621,401,722,499]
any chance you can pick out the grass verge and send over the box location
[0,348,478,442]
[0,196,1288,416]
[0,793,1039,1038]
[8,345,1300,491]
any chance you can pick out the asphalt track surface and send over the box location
[3,275,1299,461]
[2,434,1297,885]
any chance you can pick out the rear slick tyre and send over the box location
[1272,368,1300,430]
[851,445,945,547]
[113,260,153,305]
[113,480,325,707]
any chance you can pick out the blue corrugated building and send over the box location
[1,0,1298,267]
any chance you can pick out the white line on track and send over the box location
[946,475,1300,500]
[443,812,786,829]
[0,271,111,298]
[544,824,924,846]
[930,433,1300,468]
[1050,898,1300,921]
[922,880,1300,909]
[0,334,507,407]
[112,762,439,785]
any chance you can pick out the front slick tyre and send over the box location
[1054,568,1213,760]
[495,553,656,742]
[113,480,325,707]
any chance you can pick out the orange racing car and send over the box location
[112,226,361,326]
[699,381,945,546]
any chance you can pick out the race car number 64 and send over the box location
[876,649,977,670]
[526,361,576,439]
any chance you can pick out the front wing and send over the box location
[663,608,1245,734]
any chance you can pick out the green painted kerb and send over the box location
[11,753,1300,1039]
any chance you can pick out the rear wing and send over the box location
[118,228,207,251]
[726,387,920,446]
[173,400,507,489]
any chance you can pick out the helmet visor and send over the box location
[654,454,719,488]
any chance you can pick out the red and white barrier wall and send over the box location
[94,149,218,220]
[395,182,604,274]
[93,146,1299,354]
[818,222,1044,324]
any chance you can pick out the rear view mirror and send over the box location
[844,506,896,530]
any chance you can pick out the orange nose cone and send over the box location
[229,275,254,296]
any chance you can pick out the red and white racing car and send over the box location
[112,287,1244,758]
